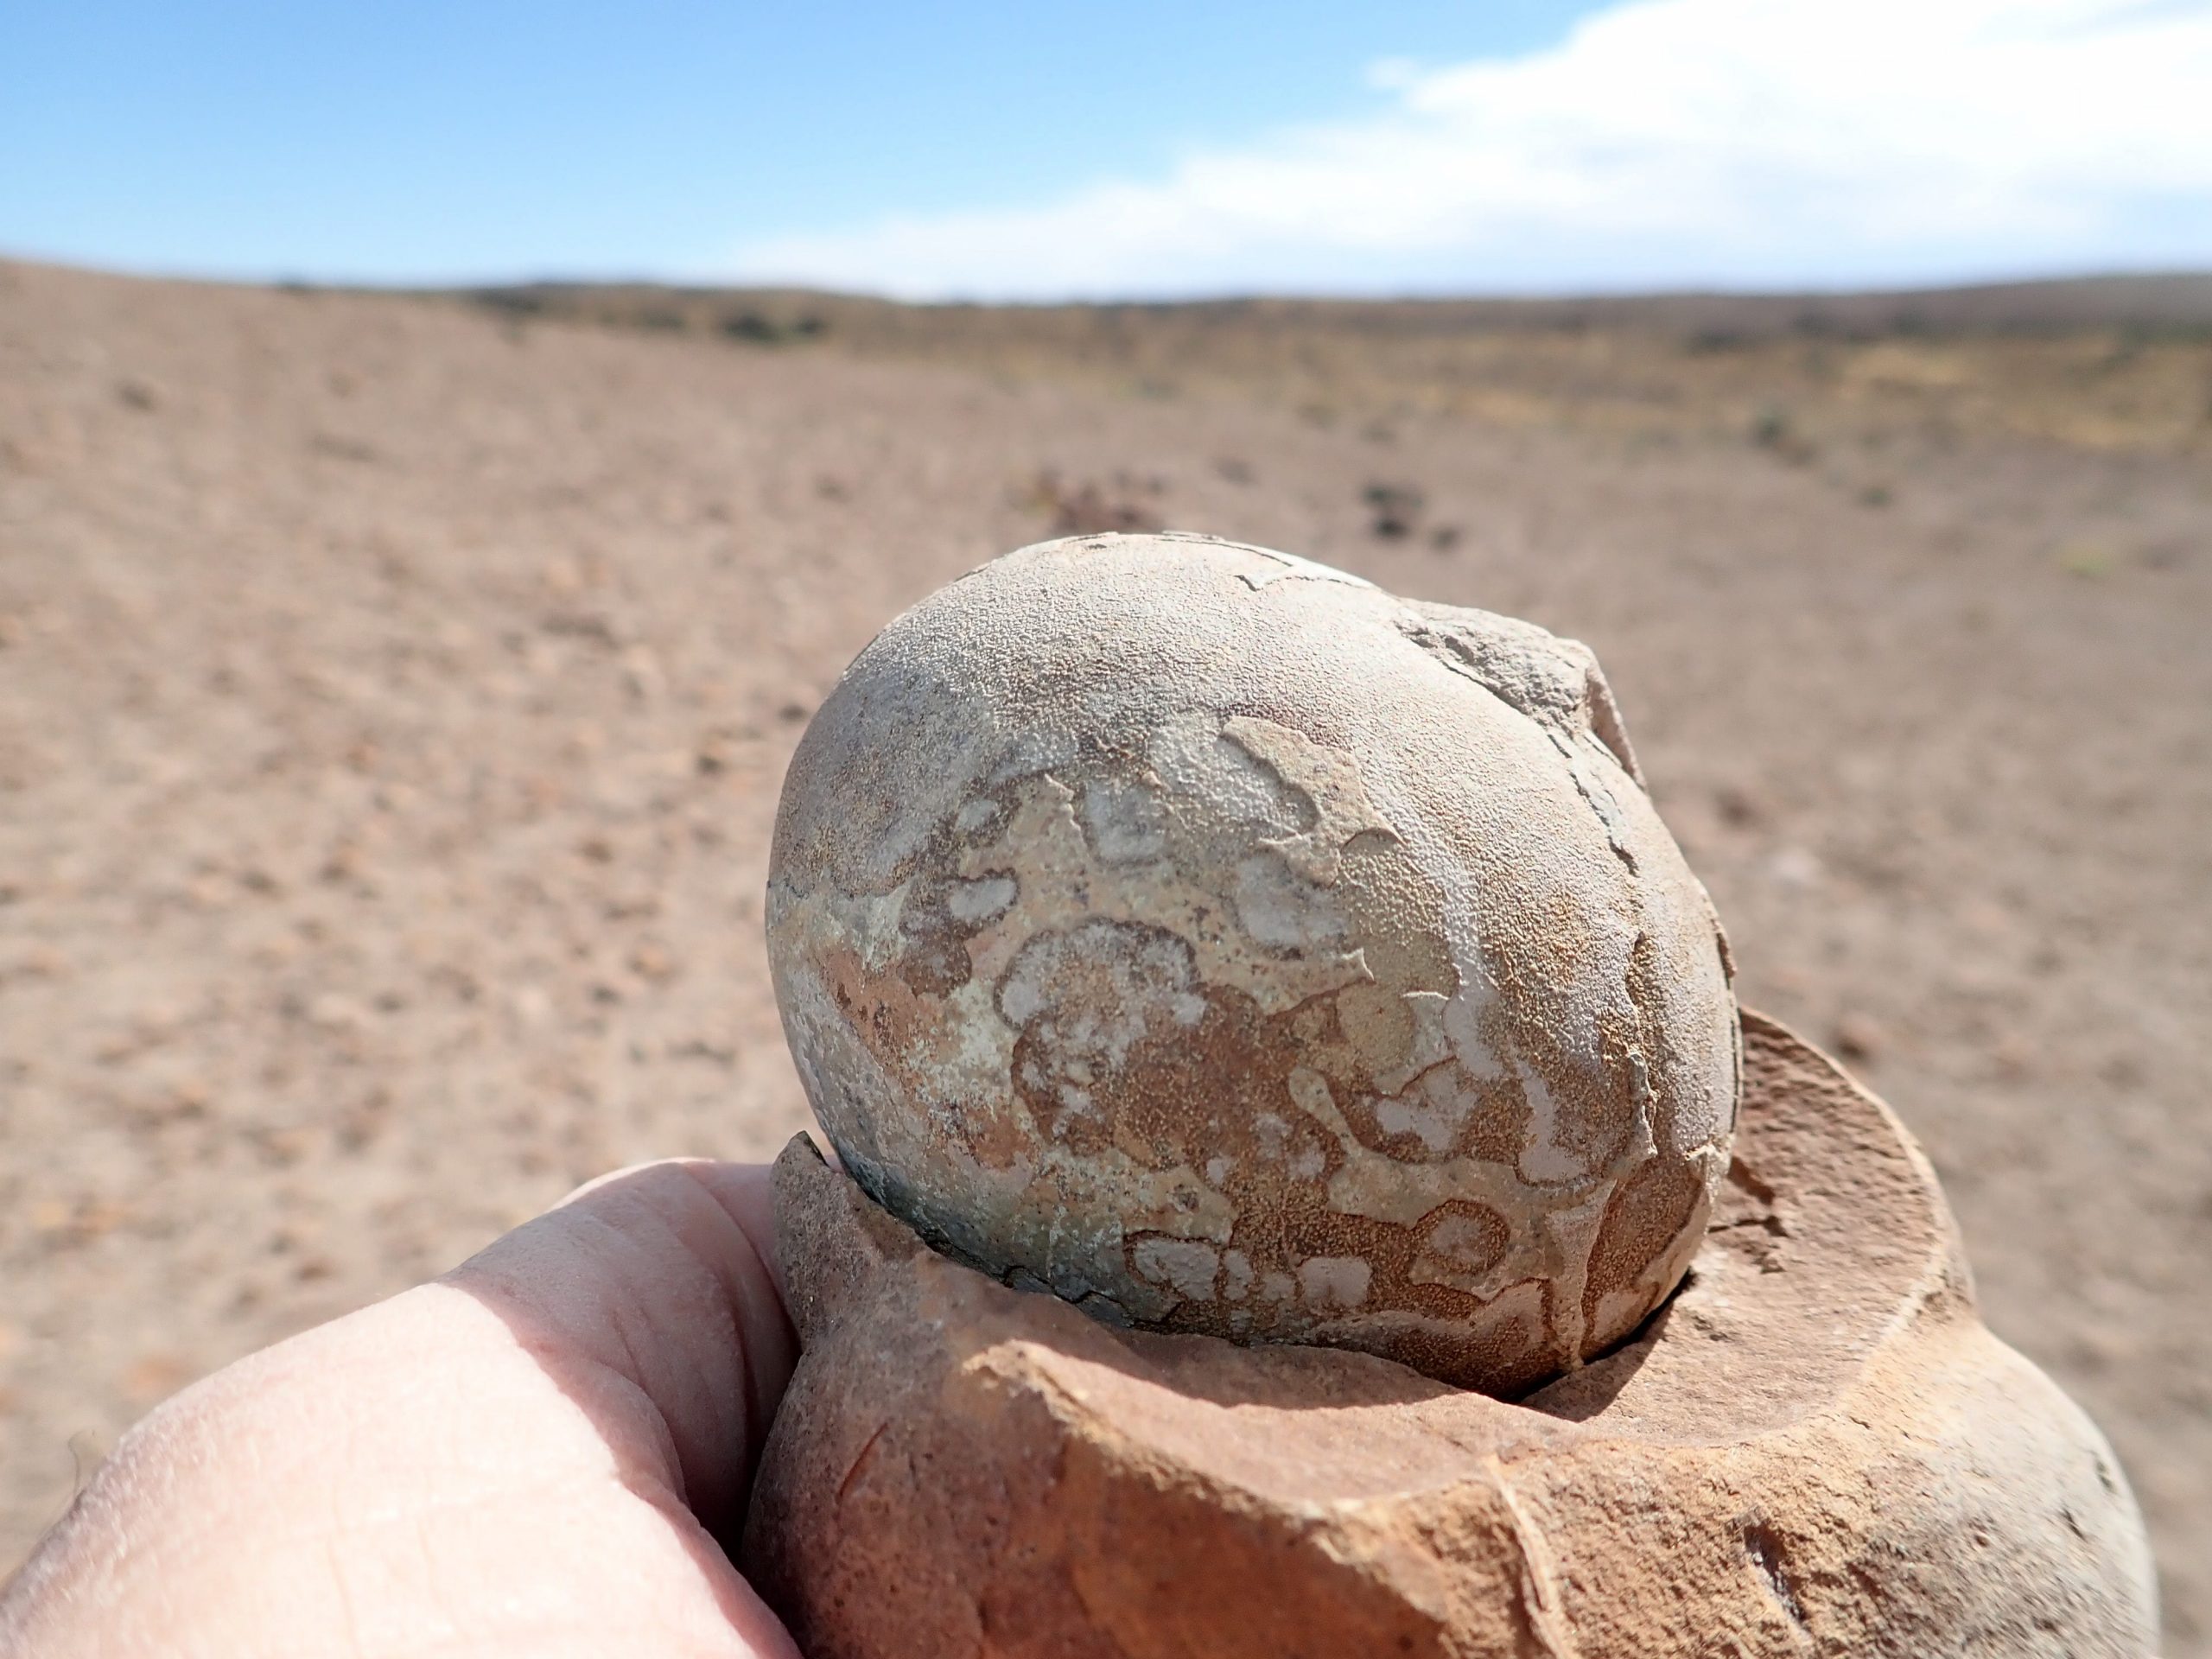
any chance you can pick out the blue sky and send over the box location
[1,3,1595,283]
[5,0,2209,298]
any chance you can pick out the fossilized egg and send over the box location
[766,532,1739,1393]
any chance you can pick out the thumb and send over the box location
[444,1158,798,1532]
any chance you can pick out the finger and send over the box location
[445,1160,798,1529]
[557,1157,788,1306]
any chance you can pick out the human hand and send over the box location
[0,1160,801,1658]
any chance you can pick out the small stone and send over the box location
[306,993,365,1031]
[1363,480,1425,537]
[121,1352,192,1407]
[1715,783,1764,827]
[1768,845,1822,888]
[1832,1012,1885,1065]
[627,941,677,983]
[508,985,554,1027]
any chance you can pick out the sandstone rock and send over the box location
[741,1013,2157,1658]
[766,531,1738,1392]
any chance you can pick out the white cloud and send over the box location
[723,0,2212,298]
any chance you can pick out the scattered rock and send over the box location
[694,725,760,775]
[305,992,367,1032]
[1750,406,1818,464]
[1767,845,1823,888]
[719,310,826,346]
[507,985,554,1028]
[2057,539,2118,579]
[627,940,677,983]
[1833,1011,1885,1065]
[1362,480,1425,537]
[1029,469,1166,535]
[1715,783,1765,827]
[120,1352,192,1408]
[306,431,379,465]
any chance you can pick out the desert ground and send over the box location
[2,258,2208,1647]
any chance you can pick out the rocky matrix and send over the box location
[766,531,1738,1392]
[741,1016,2158,1659]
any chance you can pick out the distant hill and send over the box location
[410,268,2212,458]
[446,271,2212,346]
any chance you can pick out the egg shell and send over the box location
[766,531,1738,1392]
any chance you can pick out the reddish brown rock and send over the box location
[741,1013,2156,1658]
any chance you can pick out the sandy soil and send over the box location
[3,259,2208,1648]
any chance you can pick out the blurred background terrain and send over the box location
[2,257,2208,1643]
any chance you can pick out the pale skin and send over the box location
[0,1160,803,1659]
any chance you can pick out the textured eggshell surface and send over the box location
[766,531,1738,1392]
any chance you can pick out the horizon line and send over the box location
[8,247,2212,314]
